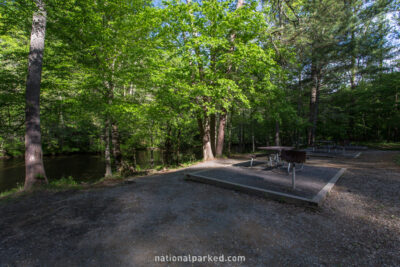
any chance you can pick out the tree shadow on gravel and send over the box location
[0,153,399,266]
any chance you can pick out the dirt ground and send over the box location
[1,150,399,266]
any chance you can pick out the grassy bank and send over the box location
[0,159,202,201]
[0,176,81,199]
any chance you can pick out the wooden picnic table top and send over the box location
[258,146,294,151]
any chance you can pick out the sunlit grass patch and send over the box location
[46,176,81,190]
[0,183,24,199]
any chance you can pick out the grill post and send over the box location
[292,165,296,190]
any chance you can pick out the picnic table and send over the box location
[257,146,294,166]
[255,146,305,190]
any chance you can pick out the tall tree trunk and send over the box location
[314,77,320,144]
[104,119,112,177]
[297,72,303,115]
[187,0,213,161]
[240,112,244,152]
[24,0,47,190]
[216,110,227,157]
[111,122,122,171]
[227,111,232,155]
[308,62,319,146]
[252,120,255,152]
[106,57,122,172]
[350,59,356,89]
[150,133,154,168]
[150,149,154,168]
[210,114,216,155]
[214,0,243,156]
[132,148,137,170]
[164,125,173,165]
[215,115,218,150]
[347,31,357,140]
[275,120,280,146]
[58,95,65,151]
[176,129,181,165]
[264,109,270,146]
[296,71,303,146]
[198,117,214,161]
[350,28,357,90]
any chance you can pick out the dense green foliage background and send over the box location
[0,0,399,173]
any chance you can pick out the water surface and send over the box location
[0,150,166,193]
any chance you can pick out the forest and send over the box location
[0,0,399,189]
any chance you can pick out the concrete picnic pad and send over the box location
[186,162,345,206]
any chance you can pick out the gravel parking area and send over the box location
[0,151,399,266]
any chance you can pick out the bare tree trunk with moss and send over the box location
[104,119,112,177]
[24,0,47,190]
